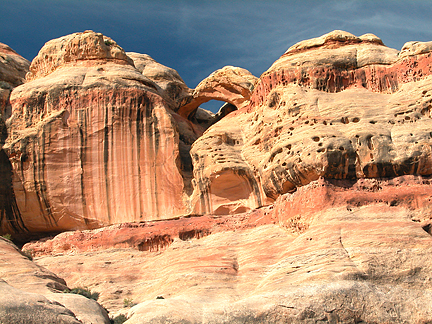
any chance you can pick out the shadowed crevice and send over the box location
[0,149,27,233]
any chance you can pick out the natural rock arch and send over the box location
[178,66,258,119]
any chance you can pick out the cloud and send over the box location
[2,0,432,93]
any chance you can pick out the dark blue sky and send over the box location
[2,0,432,112]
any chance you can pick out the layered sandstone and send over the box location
[3,31,189,235]
[190,30,432,214]
[27,176,432,323]
[2,29,432,323]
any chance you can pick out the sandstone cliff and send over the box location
[1,31,257,236]
[3,31,194,235]
[1,30,432,323]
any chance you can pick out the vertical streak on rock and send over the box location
[110,97,116,218]
[249,175,263,207]
[0,149,27,233]
[136,100,143,219]
[78,108,88,222]
[144,96,159,217]
[152,108,160,218]
[34,125,55,227]
[103,98,111,223]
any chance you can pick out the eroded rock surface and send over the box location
[28,176,432,323]
[0,237,67,294]
[26,31,133,81]
[0,280,81,324]
[190,30,432,214]
[0,236,110,323]
[2,30,432,323]
[0,31,261,236]
[127,52,191,110]
[0,44,30,236]
[3,31,189,235]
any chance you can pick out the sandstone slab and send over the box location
[47,293,110,324]
[28,176,432,323]
[0,280,81,324]
[0,236,67,294]
[0,235,110,323]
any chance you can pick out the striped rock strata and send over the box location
[0,31,256,236]
[190,30,432,214]
[2,31,193,235]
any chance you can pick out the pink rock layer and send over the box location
[27,175,432,322]
[24,175,432,256]
[249,51,432,110]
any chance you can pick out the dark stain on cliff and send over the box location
[103,100,111,223]
[144,95,160,217]
[137,234,173,252]
[78,108,88,222]
[136,97,144,218]
[33,124,56,227]
[179,228,209,241]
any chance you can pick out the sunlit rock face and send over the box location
[0,42,30,115]
[126,52,191,111]
[4,30,432,323]
[178,66,258,118]
[190,30,432,214]
[0,31,261,235]
[24,175,432,323]
[3,31,188,234]
[2,29,432,233]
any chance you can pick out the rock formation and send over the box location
[190,30,432,214]
[25,176,432,323]
[1,30,432,323]
[3,31,193,235]
[0,44,30,237]
[0,236,110,323]
[178,65,258,118]
[0,31,260,236]
[126,52,191,111]
[0,42,30,116]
